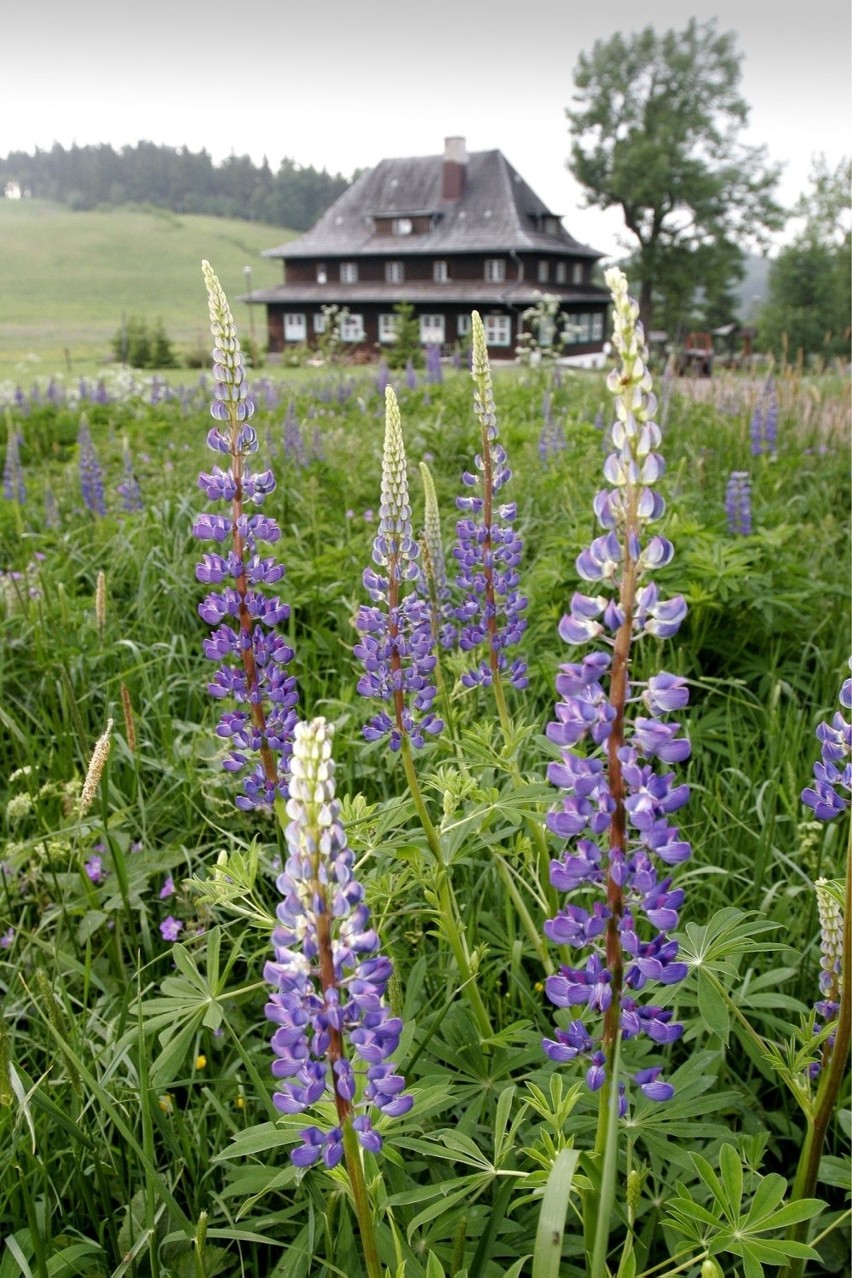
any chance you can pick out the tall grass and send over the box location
[0,355,849,1276]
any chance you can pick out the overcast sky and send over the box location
[3,0,849,257]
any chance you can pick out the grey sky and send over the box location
[3,0,849,256]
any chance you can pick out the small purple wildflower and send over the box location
[802,669,852,822]
[160,915,183,942]
[725,471,752,535]
[84,855,105,883]
[264,717,413,1168]
[452,311,527,691]
[77,418,107,517]
[159,876,175,899]
[195,262,299,811]
[354,388,442,751]
[543,268,690,1106]
[1,927,15,949]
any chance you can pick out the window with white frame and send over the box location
[316,264,327,284]
[537,260,549,283]
[313,313,326,334]
[392,217,413,236]
[385,260,405,283]
[433,259,449,283]
[484,258,505,283]
[378,314,398,343]
[577,313,592,341]
[457,314,471,339]
[572,262,584,285]
[340,313,364,342]
[484,314,511,346]
[555,262,567,284]
[340,262,358,283]
[591,312,604,341]
[419,314,445,344]
[284,313,307,341]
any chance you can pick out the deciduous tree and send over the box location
[566,19,784,332]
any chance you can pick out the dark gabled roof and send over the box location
[246,282,608,307]
[263,149,603,260]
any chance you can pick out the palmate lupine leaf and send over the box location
[666,1143,824,1277]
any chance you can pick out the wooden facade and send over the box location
[247,139,610,362]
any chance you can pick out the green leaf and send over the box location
[719,1144,743,1218]
[697,972,730,1043]
[532,1148,580,1278]
[149,1016,201,1089]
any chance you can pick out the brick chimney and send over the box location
[441,136,468,202]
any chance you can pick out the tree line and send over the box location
[0,141,353,230]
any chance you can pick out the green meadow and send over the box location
[0,326,849,1275]
[0,200,293,375]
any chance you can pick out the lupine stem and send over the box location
[341,1118,382,1278]
[399,735,494,1041]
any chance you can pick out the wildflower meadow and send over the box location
[0,265,848,1278]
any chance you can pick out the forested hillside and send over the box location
[0,141,353,229]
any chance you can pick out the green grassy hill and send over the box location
[0,200,296,376]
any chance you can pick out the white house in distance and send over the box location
[246,137,610,363]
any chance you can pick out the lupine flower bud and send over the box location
[195,262,298,810]
[419,461,456,649]
[354,388,442,751]
[543,268,689,1106]
[264,718,413,1167]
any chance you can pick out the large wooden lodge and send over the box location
[247,138,610,362]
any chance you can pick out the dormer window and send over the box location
[537,260,549,283]
[392,217,413,236]
[555,262,567,284]
[545,216,560,236]
[572,262,584,285]
[433,260,449,283]
[484,258,505,283]
[316,264,327,284]
[385,261,405,283]
[340,262,358,283]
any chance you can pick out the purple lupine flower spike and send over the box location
[117,434,144,513]
[77,417,106,517]
[3,426,25,504]
[195,261,298,811]
[725,471,752,535]
[264,717,413,1168]
[354,387,442,751]
[453,311,528,691]
[543,267,690,1107]
[802,669,851,822]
